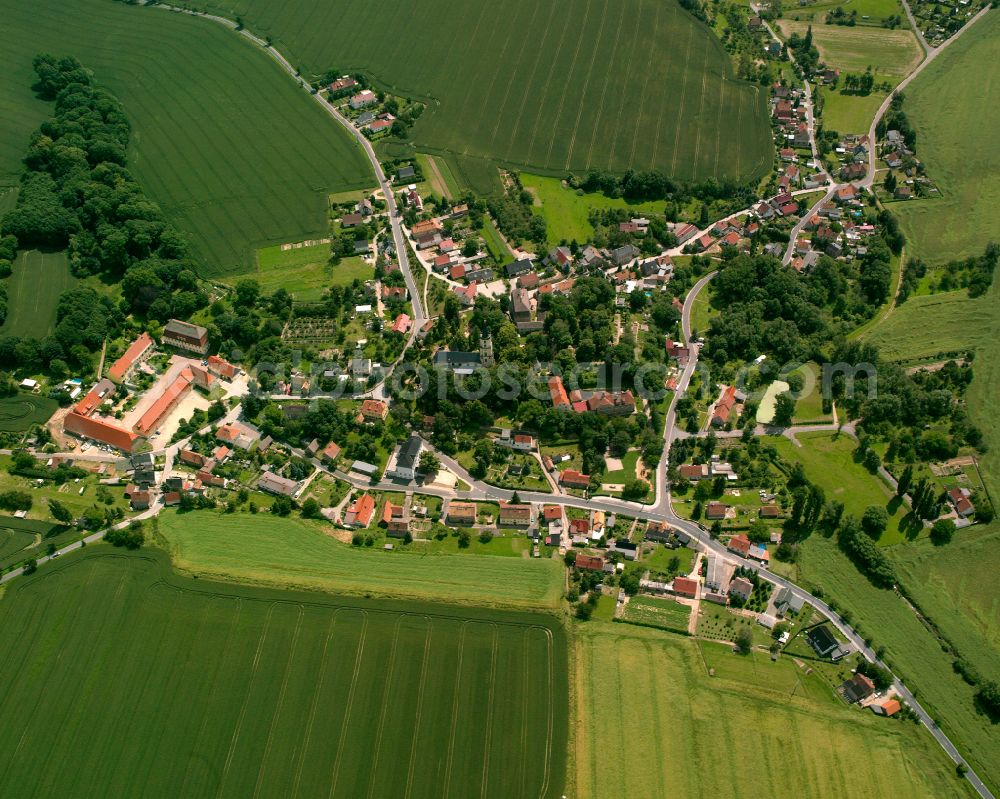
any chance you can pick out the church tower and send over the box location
[479,329,495,368]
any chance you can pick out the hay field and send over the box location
[0,250,75,339]
[778,21,923,78]
[572,622,972,798]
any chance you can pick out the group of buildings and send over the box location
[62,322,231,455]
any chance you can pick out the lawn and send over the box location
[155,509,564,609]
[195,0,773,183]
[571,622,972,798]
[227,244,372,299]
[819,87,888,135]
[790,363,834,424]
[0,547,567,798]
[0,250,75,339]
[779,21,922,79]
[521,173,665,246]
[892,10,1000,263]
[0,0,373,278]
[0,393,59,433]
[769,432,911,544]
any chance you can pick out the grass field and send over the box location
[0,548,567,798]
[891,522,1000,678]
[0,0,373,277]
[863,288,993,361]
[892,11,1000,263]
[769,432,910,544]
[196,0,773,183]
[779,21,922,79]
[0,454,130,525]
[620,595,691,633]
[156,509,564,609]
[688,282,718,336]
[572,622,971,798]
[0,393,58,433]
[820,87,888,134]
[783,0,908,25]
[791,363,834,423]
[229,245,372,299]
[773,424,1000,793]
[786,532,1000,795]
[0,250,74,339]
[521,173,665,246]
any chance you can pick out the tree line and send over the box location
[0,54,209,373]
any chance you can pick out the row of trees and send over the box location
[0,54,209,370]
[573,168,757,210]
[487,175,546,248]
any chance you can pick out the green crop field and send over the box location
[779,21,923,79]
[0,0,373,278]
[0,515,68,570]
[0,393,58,433]
[0,549,567,798]
[196,0,773,183]
[0,250,74,339]
[156,510,564,609]
[0,527,35,562]
[572,622,970,798]
[229,245,372,299]
[892,11,1000,263]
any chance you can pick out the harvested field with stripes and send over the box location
[197,0,773,184]
[572,623,974,798]
[0,0,372,277]
[0,549,568,798]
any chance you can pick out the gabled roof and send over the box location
[64,411,139,453]
[107,333,154,382]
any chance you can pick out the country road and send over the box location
[784,4,991,264]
